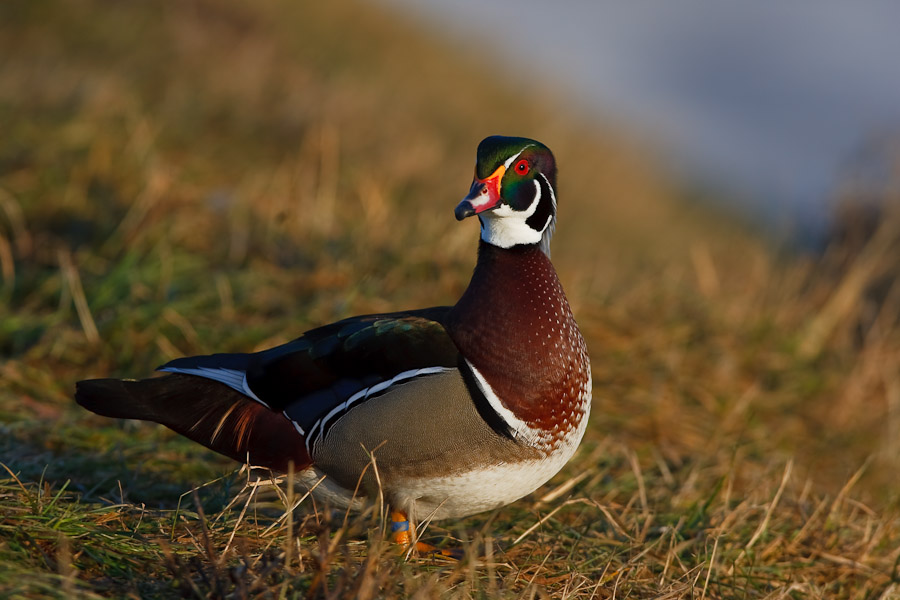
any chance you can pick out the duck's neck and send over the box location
[445,242,591,442]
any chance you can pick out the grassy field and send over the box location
[2,0,900,597]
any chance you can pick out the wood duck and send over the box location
[76,135,592,554]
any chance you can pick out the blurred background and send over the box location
[381,0,900,244]
[1,0,899,593]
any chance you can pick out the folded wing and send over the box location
[76,307,460,471]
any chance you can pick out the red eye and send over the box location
[514,159,529,175]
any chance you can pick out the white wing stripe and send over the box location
[307,366,452,454]
[160,366,269,408]
[241,376,264,404]
[317,388,368,436]
[288,415,305,436]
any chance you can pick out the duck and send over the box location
[75,135,592,556]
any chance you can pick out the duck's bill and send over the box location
[454,164,505,221]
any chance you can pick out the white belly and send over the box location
[391,450,578,520]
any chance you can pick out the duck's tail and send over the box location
[75,374,310,472]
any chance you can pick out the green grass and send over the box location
[2,0,900,597]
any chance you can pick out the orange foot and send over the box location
[390,510,463,560]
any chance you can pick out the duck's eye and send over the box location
[514,159,529,175]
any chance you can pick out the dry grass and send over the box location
[2,0,900,597]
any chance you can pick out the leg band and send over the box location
[391,519,410,533]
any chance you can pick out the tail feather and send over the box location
[75,374,311,472]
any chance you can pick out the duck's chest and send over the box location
[446,244,592,451]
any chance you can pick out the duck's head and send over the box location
[455,136,558,256]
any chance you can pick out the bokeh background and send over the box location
[2,0,899,596]
[383,0,900,241]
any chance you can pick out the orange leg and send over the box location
[390,510,463,560]
[390,509,413,547]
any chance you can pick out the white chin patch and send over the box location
[478,180,548,248]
